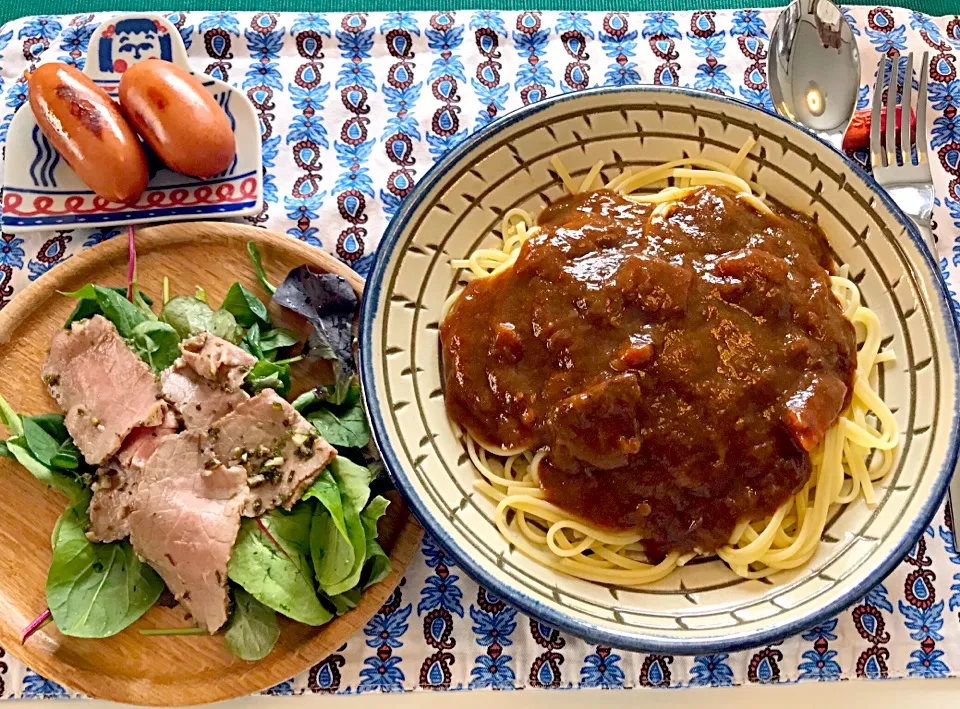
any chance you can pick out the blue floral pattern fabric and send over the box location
[0,7,960,697]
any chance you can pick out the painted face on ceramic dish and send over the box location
[98,18,173,73]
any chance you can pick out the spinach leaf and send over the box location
[308,458,375,597]
[222,282,270,329]
[130,321,181,372]
[0,396,83,498]
[63,286,153,328]
[241,322,264,360]
[22,418,80,470]
[0,440,10,459]
[24,413,68,442]
[225,586,280,662]
[6,440,85,501]
[227,506,332,626]
[0,393,24,437]
[329,457,373,514]
[46,498,164,637]
[291,389,321,413]
[303,470,347,539]
[304,470,359,595]
[245,360,292,398]
[291,382,361,413]
[324,588,361,616]
[161,295,241,343]
[62,285,148,338]
[246,241,276,296]
[310,500,365,597]
[259,328,300,354]
[272,268,357,398]
[360,496,391,589]
[307,400,370,449]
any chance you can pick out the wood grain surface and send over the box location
[0,221,422,705]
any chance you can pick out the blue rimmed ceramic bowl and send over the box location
[359,86,960,653]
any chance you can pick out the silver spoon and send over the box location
[768,0,861,151]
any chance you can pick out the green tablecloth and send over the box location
[0,0,953,30]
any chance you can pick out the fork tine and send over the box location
[916,51,930,165]
[871,54,887,169]
[885,52,899,166]
[900,52,914,164]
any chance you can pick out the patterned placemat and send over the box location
[1,7,960,697]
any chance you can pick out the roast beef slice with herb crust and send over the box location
[180,332,257,389]
[128,430,248,632]
[88,409,178,543]
[206,389,336,516]
[161,367,250,430]
[160,333,255,429]
[43,315,165,465]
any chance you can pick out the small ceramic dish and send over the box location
[359,86,960,653]
[2,13,262,233]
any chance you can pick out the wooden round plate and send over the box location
[0,222,422,705]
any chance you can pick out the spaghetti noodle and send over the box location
[441,141,899,585]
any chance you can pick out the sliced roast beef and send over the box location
[128,430,248,632]
[159,333,255,429]
[206,389,336,516]
[88,410,178,543]
[180,332,256,389]
[161,366,250,430]
[43,315,165,465]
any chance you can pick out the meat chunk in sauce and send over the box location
[783,372,849,452]
[547,373,642,471]
[441,186,856,553]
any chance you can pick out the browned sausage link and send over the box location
[119,59,236,179]
[28,62,149,204]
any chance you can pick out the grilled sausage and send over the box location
[119,59,235,178]
[28,62,148,204]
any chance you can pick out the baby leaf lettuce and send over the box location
[305,459,379,597]
[228,506,332,626]
[245,360,292,398]
[246,242,276,296]
[63,286,154,330]
[22,417,80,470]
[62,285,150,338]
[273,268,357,403]
[225,586,280,661]
[46,496,164,638]
[0,396,85,501]
[307,480,364,597]
[130,321,181,372]
[161,295,240,343]
[307,400,370,450]
[222,283,270,329]
[360,496,391,589]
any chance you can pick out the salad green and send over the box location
[0,242,390,661]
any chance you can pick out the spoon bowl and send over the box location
[768,0,861,148]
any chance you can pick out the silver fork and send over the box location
[870,52,960,528]
[870,50,935,252]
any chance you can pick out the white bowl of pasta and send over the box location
[359,86,960,653]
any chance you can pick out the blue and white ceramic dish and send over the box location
[2,13,261,233]
[359,85,960,653]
